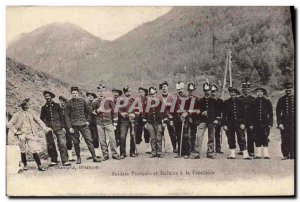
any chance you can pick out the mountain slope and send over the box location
[7,7,294,90]
[7,22,108,77]
[6,57,72,115]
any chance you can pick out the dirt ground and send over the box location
[6,127,294,196]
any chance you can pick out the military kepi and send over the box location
[284,81,293,90]
[71,86,79,92]
[242,82,251,89]
[176,82,184,90]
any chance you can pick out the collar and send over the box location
[162,93,168,97]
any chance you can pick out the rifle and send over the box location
[130,116,138,156]
[179,119,185,158]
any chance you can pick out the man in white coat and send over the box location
[7,98,52,171]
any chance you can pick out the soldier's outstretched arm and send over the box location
[31,110,49,131]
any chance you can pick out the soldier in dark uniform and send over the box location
[86,92,100,159]
[239,81,256,156]
[158,81,177,153]
[249,87,273,159]
[191,83,218,159]
[210,84,224,154]
[263,88,272,141]
[173,82,190,159]
[276,82,295,160]
[59,96,75,161]
[112,88,123,147]
[223,87,251,160]
[135,87,150,153]
[65,87,102,164]
[40,91,71,166]
[186,83,199,155]
[143,87,165,158]
[119,86,138,159]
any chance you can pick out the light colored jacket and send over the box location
[7,109,48,135]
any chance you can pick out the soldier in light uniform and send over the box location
[65,87,102,164]
[143,87,164,158]
[249,87,273,159]
[119,86,138,159]
[173,82,190,159]
[223,87,251,160]
[191,83,218,159]
[239,81,256,156]
[112,88,123,147]
[92,84,120,160]
[59,96,75,161]
[7,98,52,171]
[135,87,151,153]
[40,91,71,166]
[276,82,295,160]
[158,81,178,153]
[210,84,224,154]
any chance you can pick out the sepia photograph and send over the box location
[5,5,295,197]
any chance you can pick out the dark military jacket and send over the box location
[276,94,295,126]
[197,96,220,124]
[136,96,148,122]
[249,97,273,127]
[40,101,65,131]
[65,98,91,129]
[211,96,223,121]
[186,95,200,122]
[239,94,255,125]
[119,96,137,123]
[143,97,165,124]
[223,97,245,126]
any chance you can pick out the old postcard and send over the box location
[6,6,295,196]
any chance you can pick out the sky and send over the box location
[6,6,171,44]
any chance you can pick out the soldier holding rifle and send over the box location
[173,82,190,159]
[158,81,178,153]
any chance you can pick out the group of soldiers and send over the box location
[7,80,295,172]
